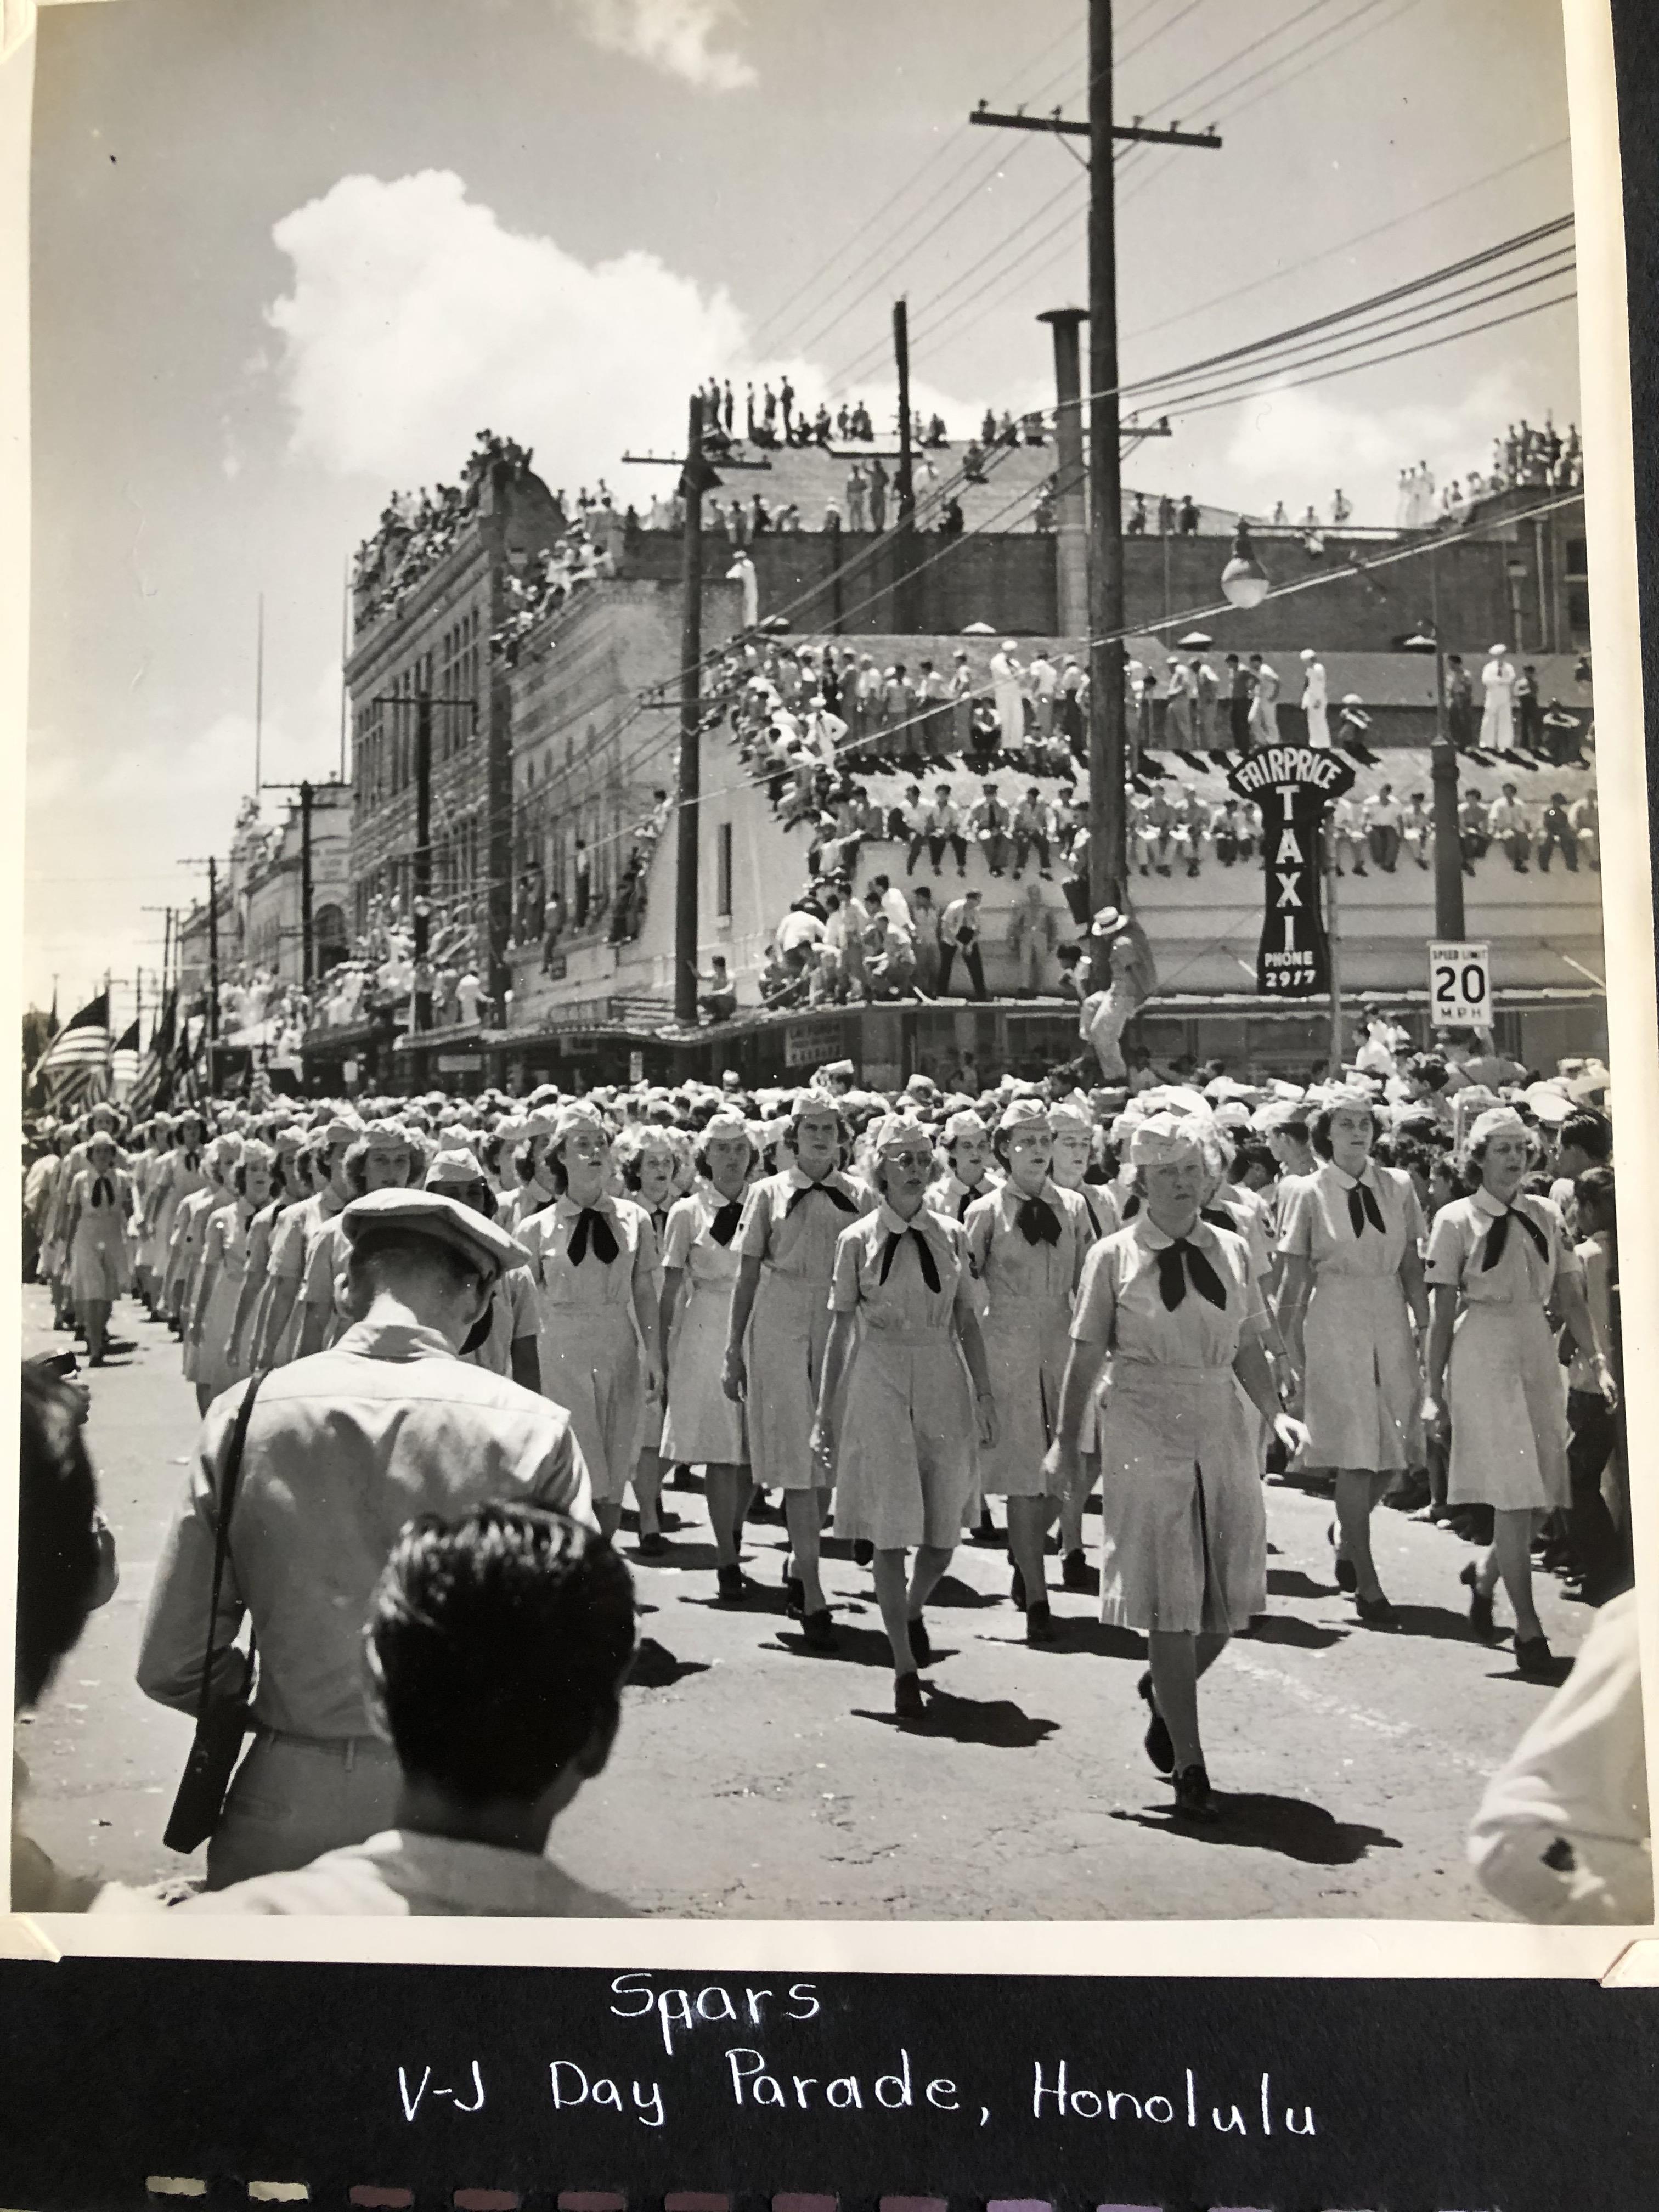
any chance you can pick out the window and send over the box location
[716,821,733,919]
[1563,534,1591,647]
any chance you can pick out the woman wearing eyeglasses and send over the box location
[1046,1113,1308,1822]
[1423,1106,1616,1678]
[1273,1087,1429,1625]
[964,1099,1093,1643]
[810,1114,996,1719]
[518,1105,662,1544]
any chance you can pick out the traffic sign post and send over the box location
[1429,940,1492,1028]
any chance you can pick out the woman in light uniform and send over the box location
[661,1111,758,1603]
[1274,1088,1428,1623]
[1423,1106,1615,1677]
[619,1126,685,1556]
[1047,1114,1307,1822]
[964,1099,1093,1643]
[188,1138,276,1410]
[812,1114,996,1718]
[60,1129,135,1367]
[723,1097,870,1650]
[519,1105,662,1544]
[1045,1092,1115,1583]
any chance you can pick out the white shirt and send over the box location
[180,1827,634,1917]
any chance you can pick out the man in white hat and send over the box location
[1481,644,1517,752]
[1299,647,1329,748]
[139,1187,594,1894]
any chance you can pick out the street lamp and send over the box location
[1220,518,1271,610]
[1402,624,1465,939]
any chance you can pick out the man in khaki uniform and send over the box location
[138,1188,595,1891]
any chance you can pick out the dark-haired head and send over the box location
[17,1364,107,1709]
[366,1504,636,1814]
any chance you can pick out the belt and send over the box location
[252,1724,397,1765]
[860,1327,955,1347]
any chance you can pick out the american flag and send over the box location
[32,990,111,1108]
[126,991,177,1116]
[110,1018,142,1096]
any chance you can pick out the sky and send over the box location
[20,0,1581,1018]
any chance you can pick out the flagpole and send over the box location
[255,592,265,800]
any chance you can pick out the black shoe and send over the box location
[1329,1521,1357,1593]
[716,1565,751,1604]
[894,1670,925,1719]
[785,1571,805,1618]
[970,1511,1001,1547]
[801,1607,837,1652]
[1461,1561,1497,1640]
[1138,1671,1174,1774]
[636,1530,668,1558]
[853,1538,874,1568]
[1009,1563,1027,1611]
[1173,1764,1220,1823]
[1514,1633,1556,1679]
[908,1616,933,1667]
[1355,1592,1396,1627]
[1026,1600,1058,1645]
[1061,1547,1090,1592]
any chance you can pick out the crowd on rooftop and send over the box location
[352,432,538,635]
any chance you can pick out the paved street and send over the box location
[19,1284,1594,1920]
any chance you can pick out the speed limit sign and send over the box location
[1429,940,1492,1028]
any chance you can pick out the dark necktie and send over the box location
[1481,1203,1550,1271]
[1200,1205,1235,1232]
[709,1199,743,1246]
[1122,1191,1141,1221]
[1155,1235,1228,1312]
[879,1226,941,1292]
[91,1175,114,1207]
[567,1207,620,1266]
[1346,1181,1387,1237]
[1017,1195,1062,1246]
[183,1152,200,1172]
[955,1184,978,1221]
[787,1178,856,1217]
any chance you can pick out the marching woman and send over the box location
[620,1126,685,1555]
[172,1137,239,1392]
[422,1144,543,1389]
[928,1107,999,1221]
[811,1113,996,1716]
[1046,1092,1117,1582]
[497,1109,558,1233]
[1423,1106,1617,1676]
[1045,1114,1308,1821]
[964,1099,1093,1642]
[187,1138,276,1412]
[519,1104,662,1544]
[228,1133,311,1379]
[661,1111,758,1600]
[1274,1088,1428,1623]
[143,1108,207,1329]
[723,1095,871,1649]
[60,1127,136,1366]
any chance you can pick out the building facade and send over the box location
[241,781,353,985]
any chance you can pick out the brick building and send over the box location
[343,444,567,1050]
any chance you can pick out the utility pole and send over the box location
[974,2,1221,981]
[414,690,433,1035]
[262,778,317,986]
[254,592,265,798]
[179,861,224,1084]
[893,299,920,633]
[676,392,706,1026]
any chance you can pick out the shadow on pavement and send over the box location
[1383,1601,1493,1644]
[1266,1567,1336,1600]
[628,1637,713,1690]
[1110,1792,1402,1863]
[630,1539,723,1572]
[769,1622,895,1669]
[1243,1613,1347,1650]
[1020,1619,1144,1661]
[855,1686,1061,1748]
[929,1573,1003,1610]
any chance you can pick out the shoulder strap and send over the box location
[191,1372,264,1733]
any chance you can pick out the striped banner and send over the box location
[33,990,111,1107]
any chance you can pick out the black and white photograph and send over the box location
[10,0,1655,1939]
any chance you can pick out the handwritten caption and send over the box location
[396,1974,1318,2142]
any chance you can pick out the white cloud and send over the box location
[267,170,755,490]
[1210,365,1538,527]
[562,0,756,92]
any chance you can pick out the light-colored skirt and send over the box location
[746,1272,835,1492]
[1097,1361,1266,1634]
[538,1305,644,1504]
[68,1220,128,1305]
[1447,1301,1569,1511]
[1302,1272,1424,1472]
[978,1298,1070,1497]
[662,1275,747,1465]
[193,1262,246,1398]
[832,1325,974,1551]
